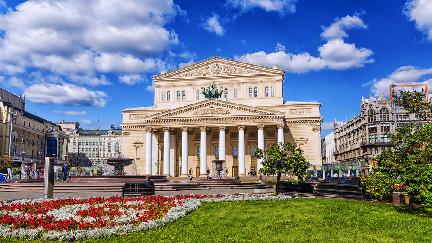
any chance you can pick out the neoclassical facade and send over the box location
[121,57,322,177]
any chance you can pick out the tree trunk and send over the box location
[276,172,281,195]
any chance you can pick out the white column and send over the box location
[169,132,176,177]
[277,124,284,145]
[163,128,170,176]
[218,127,226,160]
[151,133,158,175]
[238,126,245,176]
[199,126,207,177]
[181,127,188,177]
[257,125,265,171]
[145,128,152,175]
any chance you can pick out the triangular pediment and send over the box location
[147,100,283,120]
[153,57,283,80]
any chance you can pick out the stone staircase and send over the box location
[0,179,269,193]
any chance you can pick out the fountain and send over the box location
[68,156,167,183]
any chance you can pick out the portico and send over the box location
[121,57,322,177]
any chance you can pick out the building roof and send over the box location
[79,128,122,136]
[153,56,284,80]
[23,111,60,128]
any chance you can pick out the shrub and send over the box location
[361,172,398,201]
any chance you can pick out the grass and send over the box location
[3,198,432,242]
[91,198,432,243]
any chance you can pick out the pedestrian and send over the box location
[63,163,68,181]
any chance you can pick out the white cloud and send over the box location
[204,14,225,36]
[275,42,286,51]
[96,53,166,74]
[318,39,374,69]
[237,51,325,73]
[227,0,297,15]
[236,15,373,73]
[80,119,93,126]
[119,74,145,85]
[370,66,432,97]
[405,0,432,41]
[146,85,155,92]
[0,0,178,85]
[24,83,107,107]
[54,110,87,116]
[8,77,26,89]
[321,15,367,40]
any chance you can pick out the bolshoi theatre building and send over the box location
[121,57,322,177]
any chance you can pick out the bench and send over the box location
[122,182,155,197]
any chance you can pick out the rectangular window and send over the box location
[368,127,377,134]
[176,91,181,101]
[381,135,390,143]
[161,92,165,101]
[196,90,200,100]
[182,90,186,100]
[381,125,390,133]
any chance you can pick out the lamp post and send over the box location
[6,110,18,179]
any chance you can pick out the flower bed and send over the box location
[0,193,311,240]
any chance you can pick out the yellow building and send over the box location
[121,57,322,177]
[1,88,67,178]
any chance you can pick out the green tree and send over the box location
[0,155,12,171]
[393,89,432,121]
[255,143,308,193]
[362,89,432,205]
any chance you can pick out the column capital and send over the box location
[145,126,153,132]
[200,126,207,132]
[181,127,189,132]
[219,126,226,131]
[163,127,170,132]
[238,125,245,130]
[277,123,285,129]
[257,124,265,130]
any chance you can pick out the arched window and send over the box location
[253,87,258,97]
[248,87,253,97]
[196,90,200,100]
[264,86,269,97]
[368,109,376,123]
[270,86,274,97]
[166,91,171,101]
[233,88,238,98]
[224,88,228,99]
[380,108,389,121]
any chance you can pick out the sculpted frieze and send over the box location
[288,108,312,115]
[193,106,231,116]
[129,114,148,120]
[177,63,258,78]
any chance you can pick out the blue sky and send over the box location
[0,0,431,135]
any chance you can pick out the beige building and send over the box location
[58,121,122,167]
[334,96,426,165]
[121,57,322,177]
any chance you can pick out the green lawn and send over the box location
[2,198,432,242]
[89,198,432,243]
